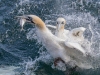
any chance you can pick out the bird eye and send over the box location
[56,22,59,24]
[61,21,64,24]
[26,16,34,23]
[26,16,32,21]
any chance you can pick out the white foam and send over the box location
[19,0,30,5]
[0,66,19,75]
[26,28,37,40]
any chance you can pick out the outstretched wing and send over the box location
[67,27,86,43]
[59,39,87,58]
[65,42,86,55]
[46,24,56,34]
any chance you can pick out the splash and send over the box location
[0,0,100,75]
[25,12,100,70]
[26,28,37,40]
[0,66,20,75]
[20,50,53,75]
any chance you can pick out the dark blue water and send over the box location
[0,0,100,75]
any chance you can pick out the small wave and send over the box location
[0,66,20,75]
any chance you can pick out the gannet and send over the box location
[46,18,69,40]
[55,18,69,40]
[17,15,93,69]
[46,18,86,44]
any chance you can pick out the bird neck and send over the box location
[34,18,47,31]
[35,22,47,31]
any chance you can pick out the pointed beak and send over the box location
[57,24,61,31]
[16,15,27,19]
[16,15,33,23]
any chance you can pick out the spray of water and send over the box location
[1,0,100,75]
[25,12,100,70]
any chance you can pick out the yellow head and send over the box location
[18,15,46,30]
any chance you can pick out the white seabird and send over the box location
[46,17,69,40]
[47,18,86,44]
[17,15,93,69]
